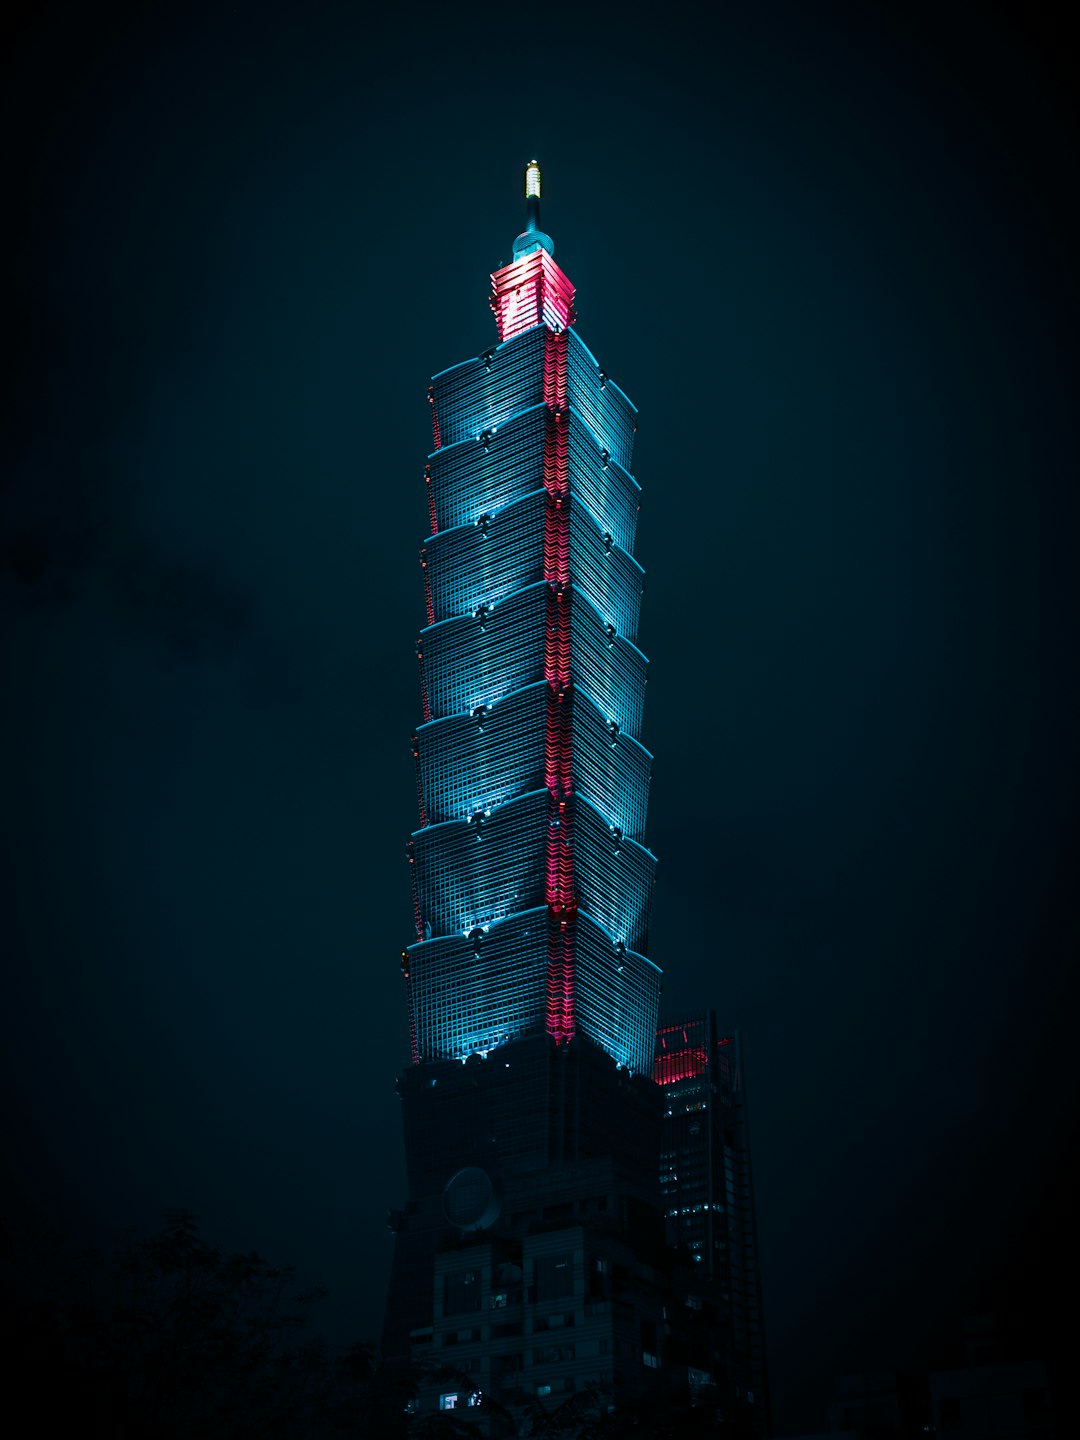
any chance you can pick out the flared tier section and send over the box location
[404,908,661,1075]
[430,326,636,474]
[410,785,655,951]
[415,681,652,836]
[422,492,644,642]
[419,582,647,734]
[427,405,640,557]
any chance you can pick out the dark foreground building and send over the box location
[383,165,768,1434]
[656,1017,770,1435]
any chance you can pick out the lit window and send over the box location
[439,1393,459,1410]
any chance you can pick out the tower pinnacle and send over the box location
[513,158,554,259]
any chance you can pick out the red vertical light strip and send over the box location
[420,549,434,627]
[541,329,577,1045]
[406,841,423,941]
[424,466,438,536]
[411,735,427,828]
[428,387,441,451]
[401,952,420,1066]
[416,642,431,724]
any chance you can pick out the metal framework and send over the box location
[402,187,660,1076]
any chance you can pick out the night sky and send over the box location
[3,2,1077,1430]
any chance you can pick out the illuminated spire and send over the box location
[513,158,554,260]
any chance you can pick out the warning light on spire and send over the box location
[525,161,541,199]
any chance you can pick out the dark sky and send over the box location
[2,1,1077,1430]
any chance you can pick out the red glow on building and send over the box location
[654,1021,713,1085]
[653,1047,709,1086]
[539,328,577,1045]
[491,250,576,343]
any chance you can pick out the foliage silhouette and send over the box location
[1,1214,740,1437]
[0,1209,409,1438]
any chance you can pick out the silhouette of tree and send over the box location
[0,1210,410,1438]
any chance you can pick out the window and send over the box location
[444,1270,481,1315]
[439,1393,459,1410]
[534,1344,576,1364]
[536,1254,575,1301]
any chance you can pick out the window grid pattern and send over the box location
[407,908,551,1062]
[569,796,656,953]
[420,584,646,737]
[565,416,640,556]
[566,691,651,836]
[567,501,644,644]
[421,582,550,720]
[412,789,550,939]
[417,683,549,825]
[416,684,650,835]
[565,329,637,474]
[425,491,547,625]
[424,494,642,650]
[573,913,661,1076]
[413,787,654,958]
[567,598,648,738]
[430,327,548,452]
[428,412,639,565]
[429,406,548,534]
[428,324,637,480]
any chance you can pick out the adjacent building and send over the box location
[656,1015,770,1435]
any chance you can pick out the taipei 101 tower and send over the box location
[404,163,659,1078]
[382,166,744,1425]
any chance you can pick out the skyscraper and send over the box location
[404,160,659,1078]
[655,1017,771,1436]
[383,166,766,1432]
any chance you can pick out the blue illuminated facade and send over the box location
[402,179,660,1077]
